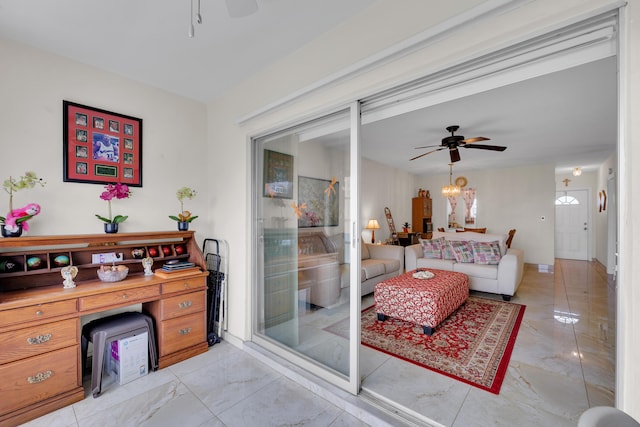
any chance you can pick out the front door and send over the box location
[555,189,590,260]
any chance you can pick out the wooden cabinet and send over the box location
[0,231,208,426]
[412,197,433,238]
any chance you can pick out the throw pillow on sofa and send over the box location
[419,237,444,259]
[471,240,502,265]
[442,240,457,260]
[448,240,474,263]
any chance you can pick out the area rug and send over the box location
[324,296,525,394]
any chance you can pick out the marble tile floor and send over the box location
[23,259,614,426]
[291,259,615,426]
[357,259,616,426]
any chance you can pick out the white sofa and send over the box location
[361,241,404,296]
[405,231,524,300]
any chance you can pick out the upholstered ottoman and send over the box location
[374,269,469,335]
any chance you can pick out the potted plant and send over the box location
[0,171,46,237]
[95,183,131,233]
[169,187,198,230]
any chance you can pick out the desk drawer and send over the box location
[158,291,205,320]
[158,312,205,357]
[0,318,78,365]
[0,346,79,415]
[0,299,77,327]
[161,277,205,295]
[79,284,161,311]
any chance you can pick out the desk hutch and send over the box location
[0,231,209,426]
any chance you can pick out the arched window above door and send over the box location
[555,195,580,205]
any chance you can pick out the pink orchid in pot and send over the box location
[0,171,46,237]
[95,183,131,233]
[169,187,198,231]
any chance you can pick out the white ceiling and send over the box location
[361,57,618,176]
[0,0,376,101]
[0,1,617,176]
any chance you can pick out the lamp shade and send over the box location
[365,219,380,230]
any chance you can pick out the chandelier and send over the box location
[441,163,461,198]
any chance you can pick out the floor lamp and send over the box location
[365,219,380,244]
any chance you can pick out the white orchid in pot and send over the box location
[0,171,46,237]
[169,187,198,231]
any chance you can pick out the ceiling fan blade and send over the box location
[226,0,258,18]
[449,147,461,163]
[414,144,440,149]
[410,147,444,161]
[462,144,507,151]
[462,136,490,144]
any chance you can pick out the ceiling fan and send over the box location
[410,125,507,163]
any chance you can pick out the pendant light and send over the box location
[441,163,461,198]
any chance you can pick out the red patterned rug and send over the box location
[324,296,525,394]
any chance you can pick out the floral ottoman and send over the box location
[374,269,469,335]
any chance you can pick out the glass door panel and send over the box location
[254,108,356,387]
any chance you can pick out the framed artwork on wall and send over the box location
[298,176,339,228]
[263,149,294,199]
[63,100,143,186]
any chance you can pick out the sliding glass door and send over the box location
[253,105,360,393]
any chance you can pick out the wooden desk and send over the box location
[0,231,209,426]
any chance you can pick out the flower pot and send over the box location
[177,221,189,231]
[104,223,119,234]
[1,224,23,238]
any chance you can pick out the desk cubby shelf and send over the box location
[0,231,205,292]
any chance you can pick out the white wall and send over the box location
[423,164,556,265]
[596,154,616,268]
[0,38,209,238]
[360,158,416,243]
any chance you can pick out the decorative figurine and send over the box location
[61,265,78,289]
[131,248,145,259]
[142,256,154,276]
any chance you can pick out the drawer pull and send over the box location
[179,301,193,309]
[122,293,128,299]
[35,310,43,316]
[178,327,192,335]
[27,370,53,384]
[27,333,52,345]
[183,282,190,289]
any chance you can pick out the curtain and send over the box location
[463,188,476,224]
[448,196,458,226]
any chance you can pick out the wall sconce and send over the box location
[365,219,380,244]
[572,167,582,177]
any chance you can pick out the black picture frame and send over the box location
[263,149,294,199]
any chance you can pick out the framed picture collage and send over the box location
[63,100,143,186]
